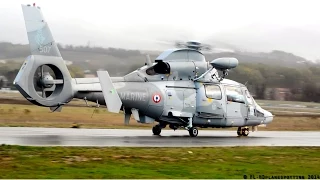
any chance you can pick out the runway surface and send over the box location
[0,127,319,147]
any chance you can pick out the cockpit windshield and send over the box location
[244,89,254,105]
[225,86,245,104]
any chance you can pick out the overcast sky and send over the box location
[1,0,320,60]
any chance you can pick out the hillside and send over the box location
[204,50,314,68]
[1,42,318,74]
[1,42,320,102]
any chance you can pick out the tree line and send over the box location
[227,63,320,102]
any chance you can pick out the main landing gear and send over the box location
[152,117,199,137]
[152,122,167,136]
[237,127,249,136]
[153,124,199,137]
[152,124,162,135]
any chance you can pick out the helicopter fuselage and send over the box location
[15,5,273,137]
[73,48,273,129]
[74,77,273,129]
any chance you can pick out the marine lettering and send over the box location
[119,92,147,102]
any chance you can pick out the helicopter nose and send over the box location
[264,110,274,124]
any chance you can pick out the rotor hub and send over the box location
[39,73,54,88]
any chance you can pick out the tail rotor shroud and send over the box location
[14,55,73,107]
[14,5,74,108]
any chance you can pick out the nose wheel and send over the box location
[237,127,249,136]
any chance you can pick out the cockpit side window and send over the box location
[225,86,245,104]
[205,85,222,100]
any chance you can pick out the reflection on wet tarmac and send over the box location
[0,127,319,147]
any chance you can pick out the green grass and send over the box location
[0,103,152,129]
[0,146,319,179]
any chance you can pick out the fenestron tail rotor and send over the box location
[34,65,64,99]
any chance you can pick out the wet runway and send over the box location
[0,127,319,147]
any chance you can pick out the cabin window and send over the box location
[205,85,222,100]
[225,86,245,104]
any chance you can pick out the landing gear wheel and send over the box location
[242,127,249,136]
[152,125,161,135]
[237,127,242,136]
[237,127,250,136]
[188,127,198,137]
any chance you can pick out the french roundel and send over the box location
[153,94,161,103]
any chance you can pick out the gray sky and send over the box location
[1,0,320,60]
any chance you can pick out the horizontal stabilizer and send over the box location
[97,71,122,113]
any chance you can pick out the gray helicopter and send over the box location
[14,4,273,137]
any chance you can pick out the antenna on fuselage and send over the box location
[145,54,152,66]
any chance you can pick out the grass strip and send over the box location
[0,145,319,179]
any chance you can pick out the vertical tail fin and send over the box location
[14,4,74,107]
[97,71,122,113]
[22,4,61,57]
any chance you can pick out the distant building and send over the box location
[0,76,8,87]
[0,60,7,64]
[265,88,292,101]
